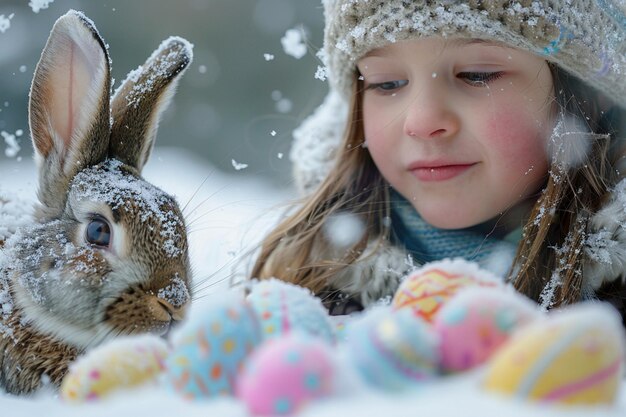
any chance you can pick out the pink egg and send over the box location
[237,333,335,416]
[433,287,540,372]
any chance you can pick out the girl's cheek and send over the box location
[485,105,549,161]
[363,105,400,148]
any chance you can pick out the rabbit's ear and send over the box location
[29,10,111,211]
[109,37,192,172]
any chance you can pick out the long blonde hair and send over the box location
[251,77,389,294]
[511,65,622,306]
[251,64,624,308]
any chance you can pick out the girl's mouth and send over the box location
[409,163,476,181]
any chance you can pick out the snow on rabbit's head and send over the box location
[3,10,194,349]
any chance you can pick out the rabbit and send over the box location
[0,10,194,395]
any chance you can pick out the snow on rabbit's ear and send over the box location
[29,10,111,173]
[109,36,193,172]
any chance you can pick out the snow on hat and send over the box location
[324,0,625,104]
[290,0,626,194]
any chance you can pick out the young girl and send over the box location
[251,1,626,321]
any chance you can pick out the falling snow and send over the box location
[281,27,307,59]
[323,211,365,249]
[547,115,595,172]
[0,14,13,33]
[275,98,292,113]
[231,159,248,171]
[1,130,20,158]
[29,0,55,13]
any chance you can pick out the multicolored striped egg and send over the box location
[165,293,262,399]
[237,333,336,415]
[345,307,439,390]
[483,303,625,405]
[247,279,335,343]
[392,259,502,323]
[60,335,168,402]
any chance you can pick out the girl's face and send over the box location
[358,38,554,230]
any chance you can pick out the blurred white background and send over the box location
[0,0,327,187]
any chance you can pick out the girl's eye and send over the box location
[458,71,504,86]
[86,217,111,247]
[365,79,408,93]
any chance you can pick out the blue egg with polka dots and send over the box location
[165,293,262,399]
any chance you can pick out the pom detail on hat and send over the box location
[290,89,349,195]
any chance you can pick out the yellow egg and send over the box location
[392,259,501,323]
[483,303,625,406]
[61,335,169,403]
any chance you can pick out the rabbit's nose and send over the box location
[157,298,186,321]
[146,297,187,338]
[148,296,186,322]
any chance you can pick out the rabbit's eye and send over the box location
[86,218,111,247]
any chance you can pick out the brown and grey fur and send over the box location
[0,10,193,394]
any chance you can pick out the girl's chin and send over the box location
[419,207,525,236]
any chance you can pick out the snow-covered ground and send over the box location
[0,147,625,417]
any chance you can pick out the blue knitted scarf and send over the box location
[389,190,519,274]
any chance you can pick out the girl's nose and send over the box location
[402,85,460,140]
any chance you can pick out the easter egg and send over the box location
[345,307,439,390]
[483,303,625,405]
[392,259,502,322]
[433,287,540,372]
[328,315,350,342]
[237,333,336,416]
[60,335,168,402]
[247,279,335,343]
[165,293,262,399]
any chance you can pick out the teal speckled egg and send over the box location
[247,279,335,344]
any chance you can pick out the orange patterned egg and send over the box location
[392,259,502,323]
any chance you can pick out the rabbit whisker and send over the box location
[183,182,232,222]
[181,171,217,214]
[185,196,284,230]
[189,257,245,296]
[190,267,239,297]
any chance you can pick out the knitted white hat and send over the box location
[290,0,626,194]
